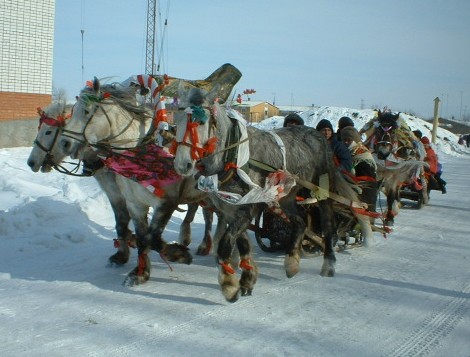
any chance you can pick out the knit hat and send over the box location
[421,136,430,145]
[315,119,333,131]
[341,126,362,143]
[413,130,422,139]
[338,116,354,131]
[283,113,304,127]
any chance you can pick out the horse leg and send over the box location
[237,231,258,296]
[420,169,429,204]
[318,200,337,277]
[355,212,375,247]
[179,203,197,247]
[196,206,214,256]
[283,212,305,278]
[94,170,134,265]
[178,203,214,256]
[216,206,253,303]
[149,201,192,265]
[385,188,398,226]
[122,203,152,286]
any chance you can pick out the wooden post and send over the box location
[432,97,440,144]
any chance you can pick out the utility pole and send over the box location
[145,0,157,75]
[432,97,440,144]
[460,91,463,121]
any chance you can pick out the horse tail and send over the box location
[377,159,427,187]
[332,168,361,203]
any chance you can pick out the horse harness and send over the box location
[176,106,366,210]
[61,93,146,150]
[34,108,66,156]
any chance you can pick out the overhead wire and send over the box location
[156,0,171,74]
[80,0,86,85]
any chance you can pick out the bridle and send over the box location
[61,92,147,152]
[33,108,87,176]
[34,109,66,155]
[172,104,218,161]
[374,124,397,160]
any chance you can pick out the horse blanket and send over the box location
[103,144,182,197]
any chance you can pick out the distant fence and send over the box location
[0,118,37,148]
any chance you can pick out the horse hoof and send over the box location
[218,267,240,303]
[123,264,150,287]
[284,254,300,278]
[123,272,149,287]
[239,262,258,296]
[196,244,211,256]
[240,287,252,296]
[122,275,136,287]
[320,260,335,277]
[320,268,335,277]
[162,243,193,264]
[108,251,130,266]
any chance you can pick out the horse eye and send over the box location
[45,130,52,135]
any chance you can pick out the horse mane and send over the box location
[78,82,153,124]
[43,100,67,118]
[377,111,400,128]
[188,87,205,106]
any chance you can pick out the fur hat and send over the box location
[338,116,354,131]
[315,119,333,131]
[283,113,304,127]
[341,126,362,143]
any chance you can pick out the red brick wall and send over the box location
[0,92,52,121]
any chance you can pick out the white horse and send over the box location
[28,96,213,275]
[58,77,216,286]
[27,101,136,265]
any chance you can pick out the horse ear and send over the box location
[93,76,100,93]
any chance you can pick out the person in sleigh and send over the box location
[413,130,447,194]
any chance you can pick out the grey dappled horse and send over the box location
[172,88,366,302]
[58,78,215,286]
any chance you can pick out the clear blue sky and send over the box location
[53,0,470,119]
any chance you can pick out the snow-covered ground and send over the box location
[1,108,469,356]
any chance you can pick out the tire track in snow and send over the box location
[86,273,316,356]
[383,282,470,357]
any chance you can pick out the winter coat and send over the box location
[330,134,353,172]
[423,143,439,174]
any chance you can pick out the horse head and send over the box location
[373,111,418,161]
[373,111,401,160]
[377,111,400,129]
[59,77,102,158]
[59,77,152,159]
[173,88,223,176]
[27,101,70,172]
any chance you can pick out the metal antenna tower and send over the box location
[145,0,157,75]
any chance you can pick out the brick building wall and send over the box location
[0,92,51,121]
[1,0,55,121]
